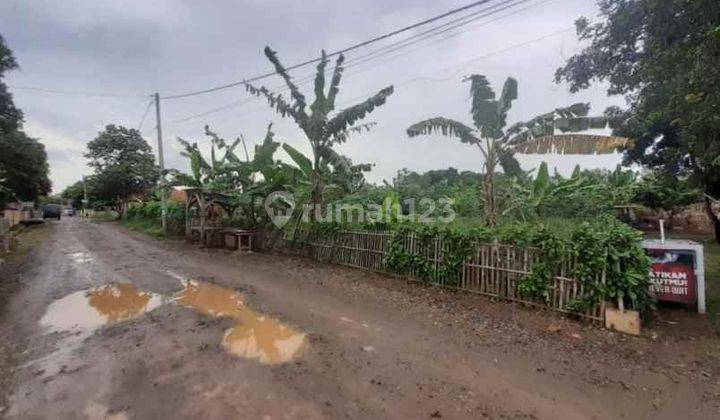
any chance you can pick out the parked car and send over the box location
[43,204,62,220]
[64,207,76,216]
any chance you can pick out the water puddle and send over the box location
[35,283,162,375]
[176,280,306,364]
[41,283,162,333]
[70,252,93,264]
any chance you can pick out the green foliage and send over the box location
[501,164,638,221]
[0,36,50,207]
[556,0,720,242]
[383,217,653,311]
[634,170,700,224]
[246,47,393,208]
[125,200,185,237]
[569,216,654,311]
[85,125,158,216]
[0,131,51,205]
[0,34,22,133]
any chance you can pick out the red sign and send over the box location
[647,250,697,304]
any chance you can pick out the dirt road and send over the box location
[1,218,719,419]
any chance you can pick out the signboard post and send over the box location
[641,239,706,314]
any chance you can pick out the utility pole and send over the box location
[82,175,88,217]
[154,92,167,231]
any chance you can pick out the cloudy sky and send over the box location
[1,0,624,193]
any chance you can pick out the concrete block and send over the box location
[605,308,641,336]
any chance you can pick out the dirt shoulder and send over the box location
[0,223,50,414]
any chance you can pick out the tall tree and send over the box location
[85,125,158,217]
[0,34,22,134]
[246,47,393,211]
[555,0,720,242]
[407,76,624,226]
[0,34,50,206]
[0,131,51,203]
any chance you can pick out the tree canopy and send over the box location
[0,34,50,207]
[0,131,51,203]
[555,0,720,241]
[85,125,158,215]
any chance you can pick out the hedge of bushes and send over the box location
[304,216,654,311]
[125,201,185,237]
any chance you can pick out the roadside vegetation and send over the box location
[43,1,719,320]
[122,200,185,239]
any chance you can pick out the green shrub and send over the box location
[124,200,185,237]
[382,216,653,311]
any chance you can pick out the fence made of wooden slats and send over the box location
[259,229,605,323]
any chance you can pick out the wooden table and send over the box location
[222,228,255,252]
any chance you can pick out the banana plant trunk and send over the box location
[311,170,324,218]
[483,139,498,227]
[484,171,496,227]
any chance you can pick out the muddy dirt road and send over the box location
[1,218,719,419]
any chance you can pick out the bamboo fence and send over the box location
[260,229,605,323]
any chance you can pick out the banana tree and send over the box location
[173,125,297,231]
[407,75,517,226]
[501,162,594,220]
[246,47,393,210]
[281,142,372,222]
[408,75,630,226]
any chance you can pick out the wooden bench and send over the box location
[222,228,255,252]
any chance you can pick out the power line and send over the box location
[8,85,148,99]
[325,27,574,110]
[173,26,572,128]
[171,97,259,124]
[160,0,500,100]
[343,0,532,69]
[168,0,544,124]
[137,97,155,131]
[276,0,532,91]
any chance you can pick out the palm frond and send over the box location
[282,143,313,177]
[406,117,480,145]
[245,82,305,123]
[310,50,328,114]
[512,134,634,155]
[504,102,593,144]
[253,125,280,167]
[327,86,393,138]
[498,77,518,116]
[330,122,376,145]
[464,75,499,136]
[263,46,307,112]
[326,54,345,111]
[318,145,350,173]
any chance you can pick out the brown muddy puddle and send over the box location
[41,283,162,333]
[176,280,306,365]
[36,283,162,375]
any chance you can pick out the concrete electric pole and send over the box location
[154,92,167,231]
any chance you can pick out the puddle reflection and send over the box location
[177,280,306,364]
[41,283,161,333]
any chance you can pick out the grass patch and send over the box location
[121,217,183,239]
[88,210,119,221]
[700,239,720,331]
